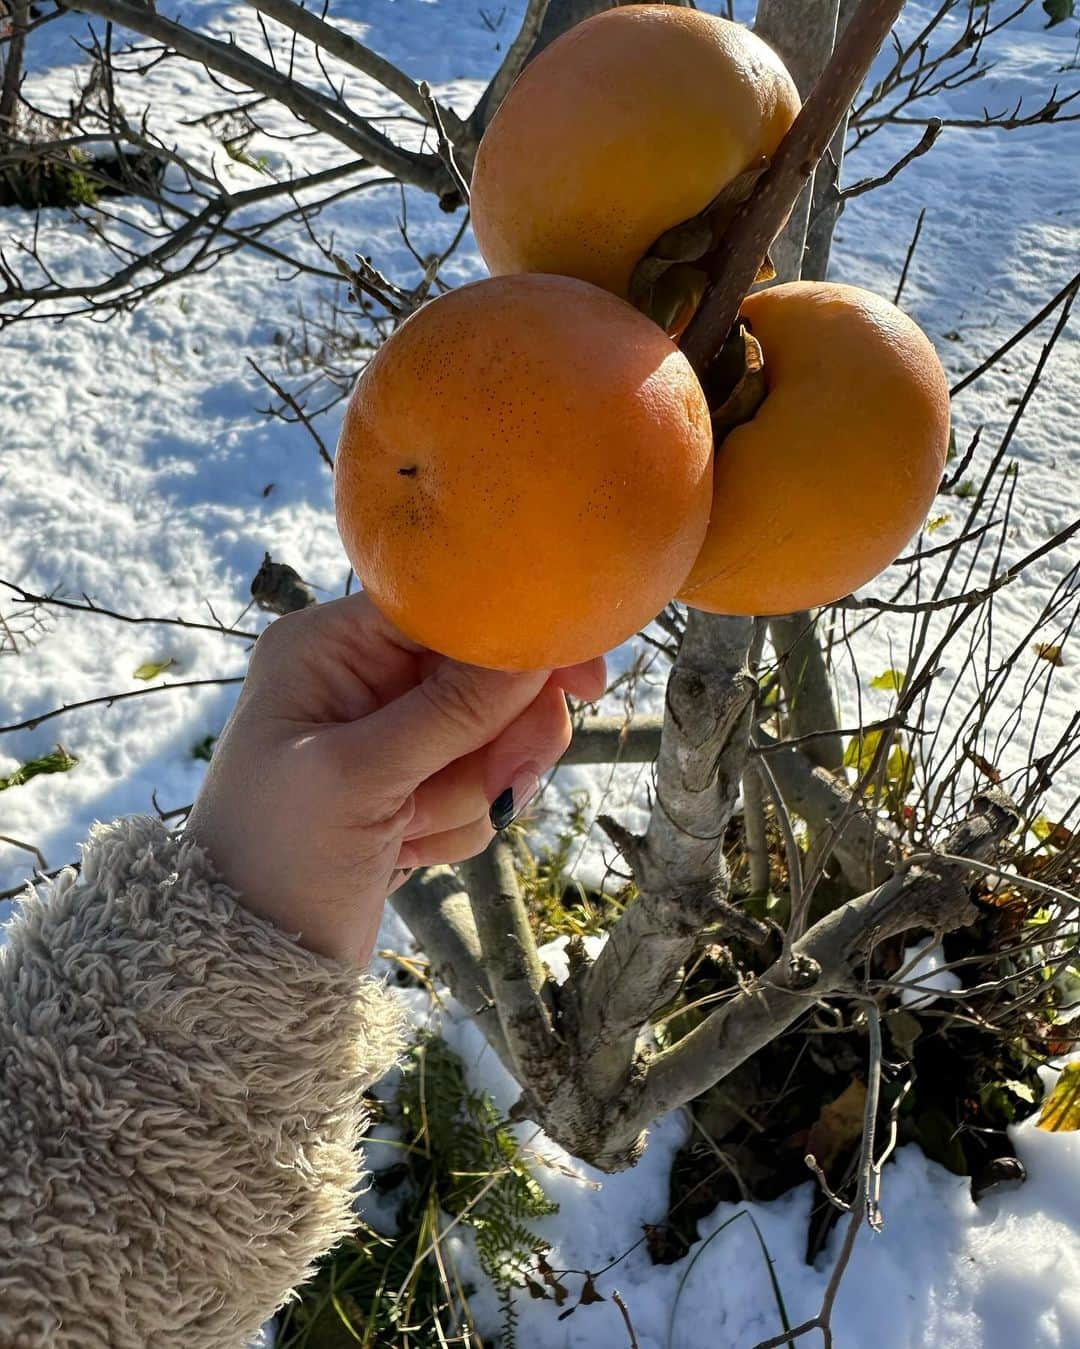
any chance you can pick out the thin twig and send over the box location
[950,268,1080,397]
[893,205,925,305]
[612,1289,641,1349]
[418,80,471,203]
[845,517,1080,614]
[753,747,806,946]
[0,678,245,736]
[0,579,259,639]
[0,835,46,870]
[247,357,334,469]
[839,118,941,199]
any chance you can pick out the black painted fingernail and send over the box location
[489,768,540,830]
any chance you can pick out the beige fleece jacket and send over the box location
[0,816,405,1347]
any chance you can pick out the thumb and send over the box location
[348,660,552,799]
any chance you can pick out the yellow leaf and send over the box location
[1033,642,1064,667]
[843,728,885,775]
[926,512,951,533]
[1037,1061,1080,1132]
[133,658,176,681]
[870,669,906,692]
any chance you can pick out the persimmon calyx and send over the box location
[628,156,773,337]
[707,322,767,444]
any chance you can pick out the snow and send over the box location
[2,0,1079,1345]
[899,938,964,1007]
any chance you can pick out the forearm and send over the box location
[0,817,403,1349]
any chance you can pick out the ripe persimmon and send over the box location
[678,282,951,616]
[335,274,714,670]
[471,6,800,301]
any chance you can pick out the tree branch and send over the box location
[468,0,551,139]
[0,579,259,639]
[389,865,511,1067]
[65,0,454,196]
[0,677,244,736]
[571,612,759,1105]
[243,0,466,140]
[634,791,1019,1122]
[681,0,906,373]
[460,835,560,1095]
[561,715,664,765]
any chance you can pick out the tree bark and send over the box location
[803,0,859,282]
[0,0,28,137]
[770,611,844,771]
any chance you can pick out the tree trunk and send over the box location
[753,0,841,284]
[0,0,29,138]
[803,0,858,281]
[770,610,844,772]
[755,0,847,773]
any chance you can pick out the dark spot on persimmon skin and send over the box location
[398,464,419,477]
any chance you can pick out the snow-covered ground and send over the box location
[2,1,1078,1345]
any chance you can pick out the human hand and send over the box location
[184,593,605,964]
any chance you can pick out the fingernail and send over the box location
[489,767,541,831]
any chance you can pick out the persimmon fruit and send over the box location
[335,274,714,670]
[471,5,800,300]
[678,282,951,616]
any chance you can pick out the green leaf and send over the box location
[1038,1061,1080,1131]
[133,657,176,681]
[0,746,78,792]
[870,669,907,692]
[1043,0,1075,27]
[191,734,217,762]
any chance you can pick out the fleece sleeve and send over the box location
[0,816,405,1348]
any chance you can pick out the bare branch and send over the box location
[0,677,244,736]
[951,267,1080,398]
[418,79,471,203]
[682,0,906,372]
[460,836,560,1094]
[560,715,664,765]
[469,0,551,138]
[845,517,1080,615]
[0,579,259,639]
[242,0,466,140]
[635,791,1019,1122]
[838,117,941,199]
[247,358,334,469]
[64,0,454,195]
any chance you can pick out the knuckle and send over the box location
[421,665,489,736]
[250,610,300,665]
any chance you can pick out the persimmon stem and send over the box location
[681,0,906,375]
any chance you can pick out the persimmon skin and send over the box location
[335,275,714,671]
[678,282,951,616]
[471,5,800,299]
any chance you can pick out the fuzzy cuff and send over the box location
[0,816,405,1348]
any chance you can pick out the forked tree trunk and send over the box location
[387,0,1011,1174]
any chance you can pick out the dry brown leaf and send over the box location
[806,1078,868,1172]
